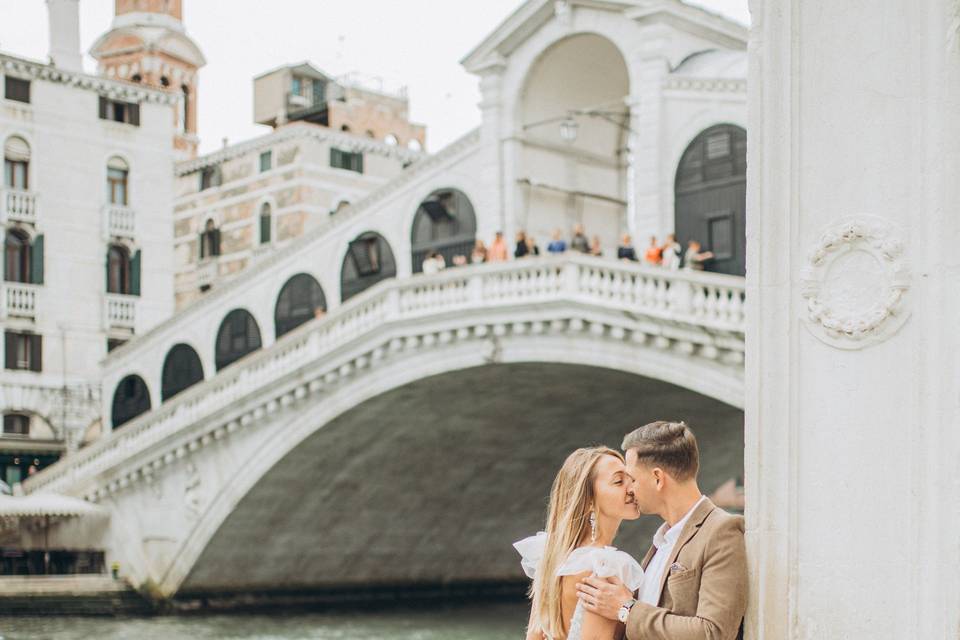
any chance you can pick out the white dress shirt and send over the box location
[638,495,706,606]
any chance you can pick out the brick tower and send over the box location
[90,0,206,158]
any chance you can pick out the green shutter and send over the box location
[129,103,140,127]
[4,332,15,370]
[98,96,108,120]
[130,249,141,296]
[30,234,43,284]
[2,235,7,282]
[29,333,41,372]
[105,249,111,291]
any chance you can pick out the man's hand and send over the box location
[576,575,634,621]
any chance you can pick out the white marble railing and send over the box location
[104,204,135,238]
[23,256,744,496]
[0,188,38,225]
[104,294,136,330]
[2,283,38,319]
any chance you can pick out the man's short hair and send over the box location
[621,421,700,481]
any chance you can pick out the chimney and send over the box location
[47,0,83,73]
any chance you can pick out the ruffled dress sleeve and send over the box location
[556,545,645,592]
[513,531,547,579]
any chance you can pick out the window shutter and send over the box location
[198,233,205,260]
[98,96,108,120]
[213,229,221,256]
[2,238,7,282]
[30,234,43,284]
[4,332,15,370]
[130,249,141,296]
[29,334,41,372]
[105,249,111,291]
[355,153,364,174]
[130,103,140,127]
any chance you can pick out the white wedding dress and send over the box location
[514,532,645,640]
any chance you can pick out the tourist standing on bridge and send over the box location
[683,240,714,271]
[547,229,567,254]
[488,232,509,262]
[617,234,638,261]
[589,235,603,257]
[660,234,681,270]
[515,231,531,258]
[525,234,541,257]
[576,421,748,640]
[570,224,590,253]
[644,236,663,266]
[470,239,488,264]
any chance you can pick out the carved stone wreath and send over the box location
[800,216,910,350]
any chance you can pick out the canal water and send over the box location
[0,601,529,639]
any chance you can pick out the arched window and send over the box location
[111,374,151,429]
[107,156,129,205]
[275,273,326,338]
[4,229,30,283]
[340,232,396,302]
[215,309,262,371]
[3,136,30,189]
[411,189,477,273]
[2,412,30,436]
[106,244,136,294]
[674,124,747,276]
[200,218,220,259]
[181,85,190,134]
[161,343,204,401]
[259,203,272,244]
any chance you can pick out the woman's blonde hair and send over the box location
[529,446,624,639]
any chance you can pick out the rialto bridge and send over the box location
[17,0,749,603]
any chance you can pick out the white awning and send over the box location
[3,135,31,162]
[0,492,108,519]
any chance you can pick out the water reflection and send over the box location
[0,601,528,640]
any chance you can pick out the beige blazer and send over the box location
[625,498,747,640]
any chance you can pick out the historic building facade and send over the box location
[0,1,179,484]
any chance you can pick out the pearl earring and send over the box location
[590,510,597,543]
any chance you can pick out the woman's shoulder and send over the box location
[558,545,645,592]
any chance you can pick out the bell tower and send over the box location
[90,0,205,158]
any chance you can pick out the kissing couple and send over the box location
[514,420,747,640]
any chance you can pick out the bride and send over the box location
[515,447,644,640]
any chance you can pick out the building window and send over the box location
[4,331,41,372]
[111,374,151,429]
[106,244,140,295]
[131,74,142,83]
[291,76,303,96]
[199,219,221,259]
[3,413,29,436]
[160,76,170,88]
[3,231,42,285]
[4,136,30,189]
[259,151,272,173]
[98,97,140,126]
[330,148,363,174]
[107,337,128,352]
[181,85,190,134]
[199,166,222,191]
[161,343,204,401]
[275,273,326,338]
[4,77,30,104]
[107,157,129,205]
[348,236,381,276]
[259,203,272,244]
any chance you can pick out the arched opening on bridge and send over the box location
[340,231,396,302]
[275,273,327,338]
[111,374,151,429]
[215,309,262,371]
[674,124,747,276]
[517,33,630,252]
[410,189,477,273]
[161,343,204,401]
[181,363,743,596]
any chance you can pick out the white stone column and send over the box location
[475,60,513,241]
[745,0,960,638]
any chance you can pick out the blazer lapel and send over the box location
[640,543,657,571]
[657,498,716,599]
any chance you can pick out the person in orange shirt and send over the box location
[644,236,662,266]
[488,231,509,262]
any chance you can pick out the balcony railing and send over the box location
[1,283,39,320]
[104,294,136,331]
[103,204,135,238]
[0,188,38,225]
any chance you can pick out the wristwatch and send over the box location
[617,598,637,623]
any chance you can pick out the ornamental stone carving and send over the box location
[800,216,910,349]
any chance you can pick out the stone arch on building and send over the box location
[410,188,477,272]
[339,231,396,302]
[674,123,747,276]
[274,273,327,339]
[161,343,205,401]
[111,374,151,429]
[514,32,631,251]
[214,309,262,371]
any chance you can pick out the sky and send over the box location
[0,0,750,154]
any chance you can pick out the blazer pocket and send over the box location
[665,569,701,615]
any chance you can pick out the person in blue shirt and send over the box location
[547,229,567,254]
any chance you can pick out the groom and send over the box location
[576,421,747,639]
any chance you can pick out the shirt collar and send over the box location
[652,495,706,550]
